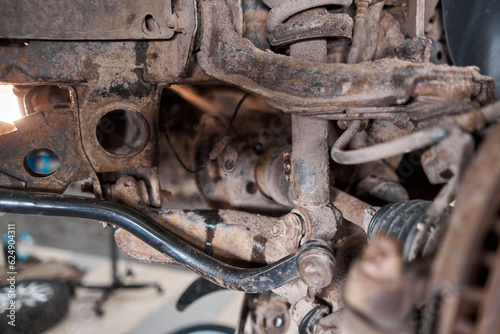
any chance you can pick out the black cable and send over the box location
[226,92,250,135]
[165,133,210,174]
[165,92,251,174]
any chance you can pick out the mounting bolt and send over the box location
[220,145,238,173]
[272,222,283,236]
[272,213,303,239]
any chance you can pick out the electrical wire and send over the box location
[165,92,250,174]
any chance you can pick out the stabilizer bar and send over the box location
[0,189,318,293]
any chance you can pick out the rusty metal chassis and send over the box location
[0,0,497,332]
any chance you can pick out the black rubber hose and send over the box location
[0,189,307,293]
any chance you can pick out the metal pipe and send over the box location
[292,115,330,209]
[242,0,271,50]
[332,120,362,151]
[347,0,372,64]
[0,189,321,293]
[331,126,449,165]
[330,187,371,229]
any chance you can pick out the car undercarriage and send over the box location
[0,0,499,333]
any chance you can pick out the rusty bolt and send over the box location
[272,213,303,239]
[298,246,336,289]
[272,223,283,236]
[220,145,238,173]
[253,297,290,334]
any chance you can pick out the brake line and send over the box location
[331,122,449,165]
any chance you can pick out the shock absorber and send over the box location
[261,1,354,329]
[262,0,354,209]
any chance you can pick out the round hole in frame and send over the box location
[144,14,156,32]
[24,149,60,177]
[96,109,148,156]
[246,181,258,194]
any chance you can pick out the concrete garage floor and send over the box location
[32,246,244,334]
[0,181,246,334]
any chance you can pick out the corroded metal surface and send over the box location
[115,228,179,265]
[198,0,494,113]
[251,293,291,334]
[116,207,302,266]
[329,187,372,229]
[0,104,95,192]
[348,0,375,64]
[0,0,499,331]
[339,124,500,334]
[106,175,299,265]
[243,0,271,50]
[0,0,178,40]
[0,0,197,175]
[0,41,182,84]
[286,7,331,211]
[430,124,500,334]
[0,0,197,85]
[268,10,353,47]
[265,0,352,32]
[76,85,160,173]
[292,116,330,208]
[256,146,293,207]
[298,242,336,290]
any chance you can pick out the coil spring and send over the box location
[263,0,354,48]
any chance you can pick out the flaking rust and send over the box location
[0,0,499,332]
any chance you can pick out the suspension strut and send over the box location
[262,0,353,208]
[261,1,354,329]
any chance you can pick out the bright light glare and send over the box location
[0,85,22,124]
